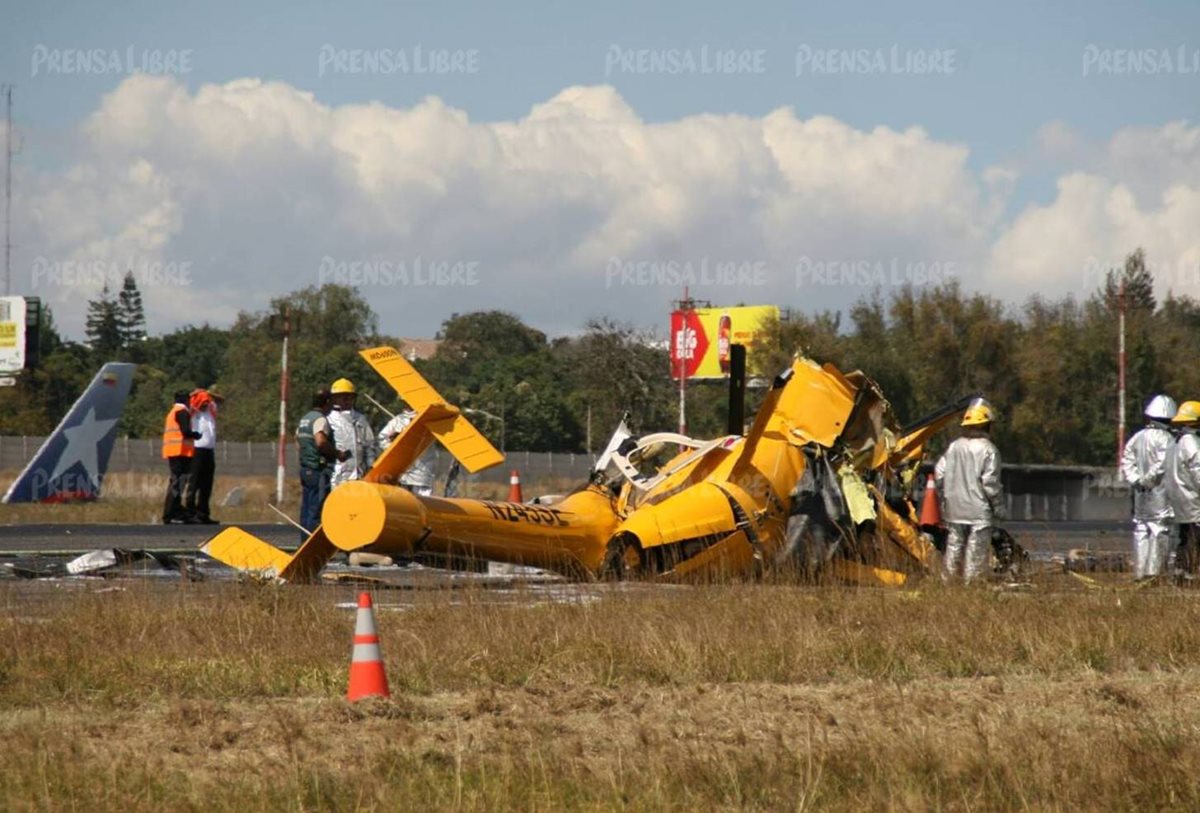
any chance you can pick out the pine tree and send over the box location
[84,282,122,359]
[116,271,147,351]
[1103,247,1156,312]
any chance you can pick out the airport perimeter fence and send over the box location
[0,436,595,487]
[0,436,1132,520]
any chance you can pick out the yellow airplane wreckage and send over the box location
[203,346,978,586]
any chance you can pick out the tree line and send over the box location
[0,249,1194,465]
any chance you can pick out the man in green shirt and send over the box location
[295,389,343,539]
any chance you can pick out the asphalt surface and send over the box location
[1007,520,1129,554]
[0,519,1139,609]
[0,522,298,555]
[0,519,1130,559]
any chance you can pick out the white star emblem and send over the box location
[48,407,119,485]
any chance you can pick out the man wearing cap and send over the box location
[161,390,202,524]
[935,401,1004,584]
[184,388,222,524]
[1165,400,1200,576]
[327,377,378,488]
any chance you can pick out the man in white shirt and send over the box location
[185,388,222,524]
[377,409,437,496]
[327,378,378,488]
[1165,401,1200,576]
[935,401,1004,584]
[1121,394,1177,579]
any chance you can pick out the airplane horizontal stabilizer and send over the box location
[359,346,503,474]
[200,527,293,577]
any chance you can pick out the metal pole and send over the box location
[275,307,289,504]
[3,85,12,297]
[677,287,689,435]
[361,390,396,420]
[1117,277,1126,465]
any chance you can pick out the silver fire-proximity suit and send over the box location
[328,407,378,488]
[935,434,1003,583]
[377,410,436,496]
[1165,429,1200,573]
[1121,423,1175,578]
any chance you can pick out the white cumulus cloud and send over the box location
[13,75,1200,339]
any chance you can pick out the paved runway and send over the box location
[0,519,1139,606]
[0,519,1130,559]
[0,522,298,556]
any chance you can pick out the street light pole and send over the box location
[1117,276,1126,466]
[276,306,289,505]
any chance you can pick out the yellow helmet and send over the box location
[961,403,994,427]
[1172,400,1200,425]
[330,378,356,395]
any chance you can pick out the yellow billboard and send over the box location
[0,296,26,372]
[670,305,779,380]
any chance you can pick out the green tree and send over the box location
[555,318,677,445]
[1153,294,1200,402]
[216,284,393,441]
[420,311,581,451]
[141,325,230,389]
[1103,247,1155,311]
[1099,249,1158,442]
[0,342,93,435]
[84,283,122,360]
[116,271,147,356]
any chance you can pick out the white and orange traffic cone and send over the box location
[919,473,942,528]
[508,469,523,503]
[347,591,390,702]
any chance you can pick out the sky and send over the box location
[1,0,1198,340]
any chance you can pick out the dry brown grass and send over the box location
[4,580,1200,810]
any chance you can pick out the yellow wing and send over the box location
[359,346,504,474]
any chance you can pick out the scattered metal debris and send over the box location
[3,548,205,581]
[1064,548,1129,573]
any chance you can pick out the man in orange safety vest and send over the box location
[162,390,202,524]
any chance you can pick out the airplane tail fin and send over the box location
[3,362,136,503]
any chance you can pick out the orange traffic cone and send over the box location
[508,469,523,503]
[919,473,942,528]
[347,591,390,701]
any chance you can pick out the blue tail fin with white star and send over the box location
[3,362,136,503]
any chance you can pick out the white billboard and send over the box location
[0,296,27,373]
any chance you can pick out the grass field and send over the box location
[4,579,1200,811]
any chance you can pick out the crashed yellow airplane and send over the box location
[204,346,971,586]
